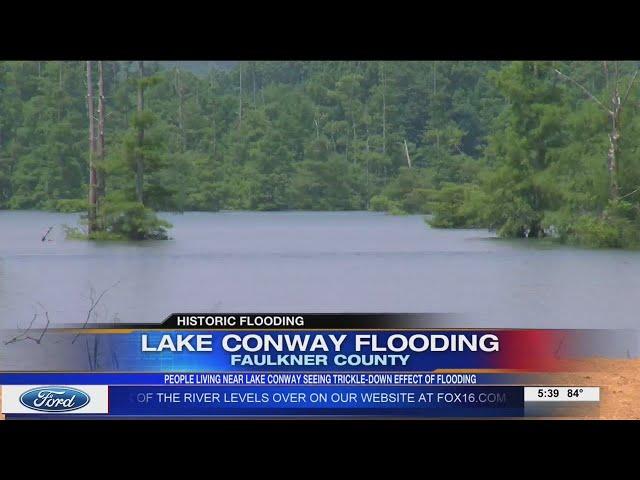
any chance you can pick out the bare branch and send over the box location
[619,186,640,200]
[35,311,51,344]
[4,304,52,345]
[621,69,639,108]
[41,226,53,242]
[4,313,38,344]
[72,280,121,344]
[554,68,613,115]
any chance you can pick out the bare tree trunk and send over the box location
[352,115,357,165]
[97,61,106,211]
[252,62,257,106]
[136,61,145,204]
[608,120,620,199]
[58,63,64,121]
[381,62,386,155]
[209,71,217,155]
[608,65,621,200]
[238,64,243,130]
[432,61,437,95]
[86,61,97,234]
[403,139,412,168]
[112,62,118,89]
[365,124,370,205]
[175,67,185,151]
[314,116,320,139]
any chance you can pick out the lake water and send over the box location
[1,210,640,330]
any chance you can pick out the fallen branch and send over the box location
[4,309,52,345]
[4,313,38,345]
[41,226,54,242]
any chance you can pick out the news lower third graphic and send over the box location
[0,314,629,419]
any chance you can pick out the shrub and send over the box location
[369,195,406,215]
[545,202,640,249]
[100,199,172,240]
[428,184,485,228]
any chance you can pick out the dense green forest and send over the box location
[1,60,640,246]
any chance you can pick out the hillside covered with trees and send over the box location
[1,61,640,246]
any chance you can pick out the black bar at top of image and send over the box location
[78,313,459,330]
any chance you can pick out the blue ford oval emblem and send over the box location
[19,386,90,412]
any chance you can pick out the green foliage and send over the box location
[99,194,172,240]
[0,61,501,215]
[367,167,436,214]
[369,194,394,212]
[3,60,640,248]
[554,214,638,249]
[369,194,405,215]
[428,183,485,228]
[54,198,87,213]
[545,201,640,248]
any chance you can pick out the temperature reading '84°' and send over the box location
[567,388,584,398]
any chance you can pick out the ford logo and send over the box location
[19,386,90,412]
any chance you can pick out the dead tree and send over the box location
[380,62,387,155]
[86,61,97,234]
[136,61,145,204]
[97,61,106,214]
[209,70,217,155]
[175,67,186,151]
[238,63,243,130]
[555,62,639,200]
[252,62,257,106]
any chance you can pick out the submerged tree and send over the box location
[97,61,106,211]
[87,61,98,234]
[135,61,145,204]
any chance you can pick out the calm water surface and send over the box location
[1,210,640,329]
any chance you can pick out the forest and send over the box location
[1,60,640,247]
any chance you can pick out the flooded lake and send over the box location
[1,210,640,330]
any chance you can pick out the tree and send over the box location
[479,61,567,237]
[87,61,97,233]
[97,61,106,205]
[135,61,145,204]
[555,61,639,200]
